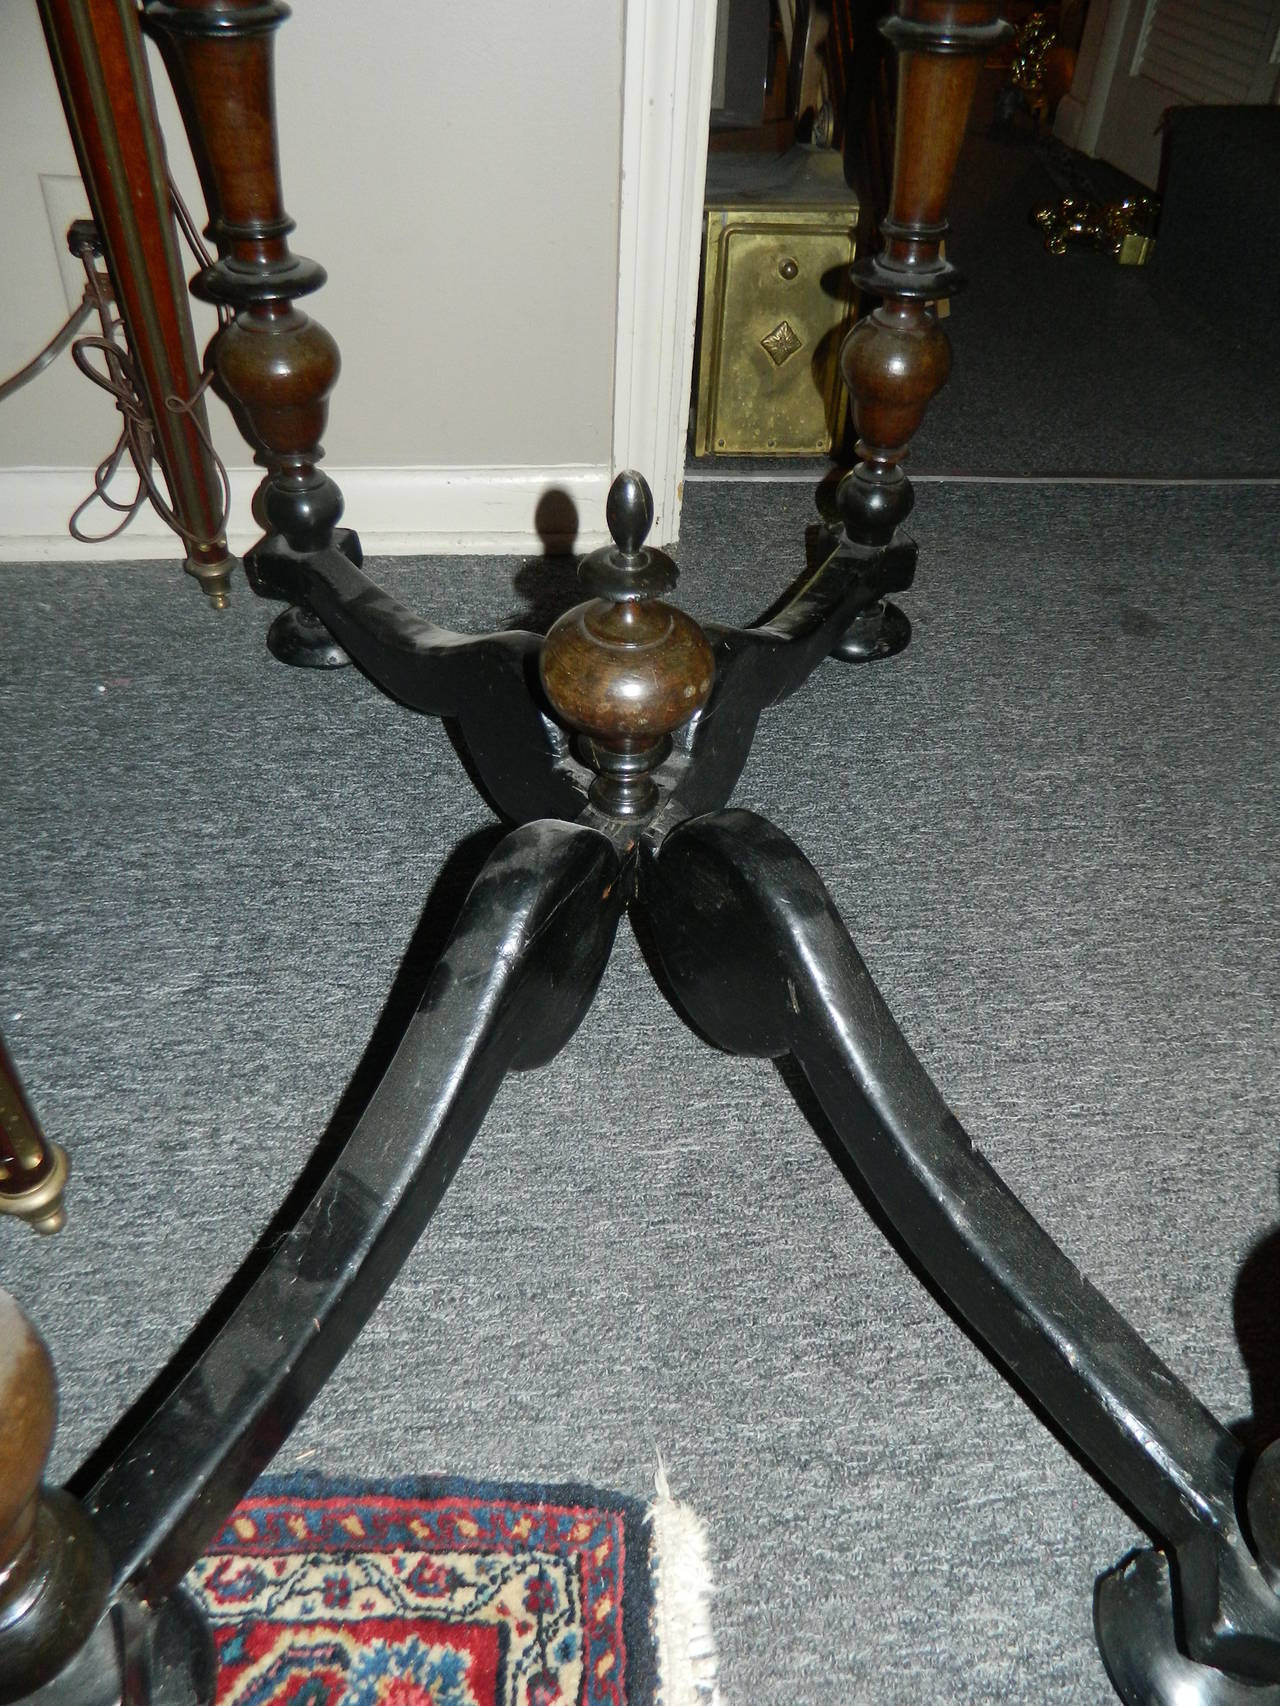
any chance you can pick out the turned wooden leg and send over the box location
[142,0,359,667]
[833,1,1010,660]
[37,0,234,606]
[0,1291,110,1702]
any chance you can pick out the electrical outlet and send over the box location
[40,173,95,313]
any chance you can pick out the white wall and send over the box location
[1056,0,1280,186]
[0,0,632,555]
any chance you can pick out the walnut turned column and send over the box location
[834,2,1010,656]
[142,0,357,666]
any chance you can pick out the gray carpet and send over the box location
[2,478,1278,1704]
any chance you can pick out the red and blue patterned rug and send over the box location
[186,1476,659,1706]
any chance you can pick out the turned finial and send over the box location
[540,472,714,820]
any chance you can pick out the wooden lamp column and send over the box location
[834,1,1010,660]
[142,0,358,666]
[36,0,234,605]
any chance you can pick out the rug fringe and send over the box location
[646,1458,722,1706]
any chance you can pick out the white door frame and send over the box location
[1054,0,1137,155]
[611,0,719,547]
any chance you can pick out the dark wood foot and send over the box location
[257,527,361,668]
[827,596,911,663]
[142,0,355,650]
[36,0,233,603]
[637,808,1280,1694]
[264,603,350,670]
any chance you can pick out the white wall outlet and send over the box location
[39,173,94,313]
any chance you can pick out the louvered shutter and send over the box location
[1133,0,1280,105]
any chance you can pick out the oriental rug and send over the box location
[184,1472,714,1706]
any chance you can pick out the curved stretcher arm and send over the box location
[638,809,1280,1686]
[248,538,588,824]
[669,536,916,818]
[83,818,624,1606]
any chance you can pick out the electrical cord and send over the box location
[0,289,97,406]
[0,175,233,550]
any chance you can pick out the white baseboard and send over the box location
[0,464,611,562]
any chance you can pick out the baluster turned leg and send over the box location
[833,1,1010,661]
[142,0,359,667]
[37,0,234,606]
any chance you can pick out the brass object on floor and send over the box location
[1,1034,69,1235]
[1010,11,1055,121]
[695,148,859,456]
[1032,194,1158,264]
[0,1140,68,1236]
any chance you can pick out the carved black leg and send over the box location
[638,809,1280,1703]
[88,819,623,1609]
[1,820,624,1703]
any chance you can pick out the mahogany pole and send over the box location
[37,0,233,605]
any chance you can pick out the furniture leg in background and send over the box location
[38,0,233,605]
[142,0,361,668]
[3,6,1280,1706]
[831,0,1009,662]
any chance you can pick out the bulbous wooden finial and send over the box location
[540,472,714,819]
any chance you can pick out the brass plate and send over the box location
[695,209,857,456]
